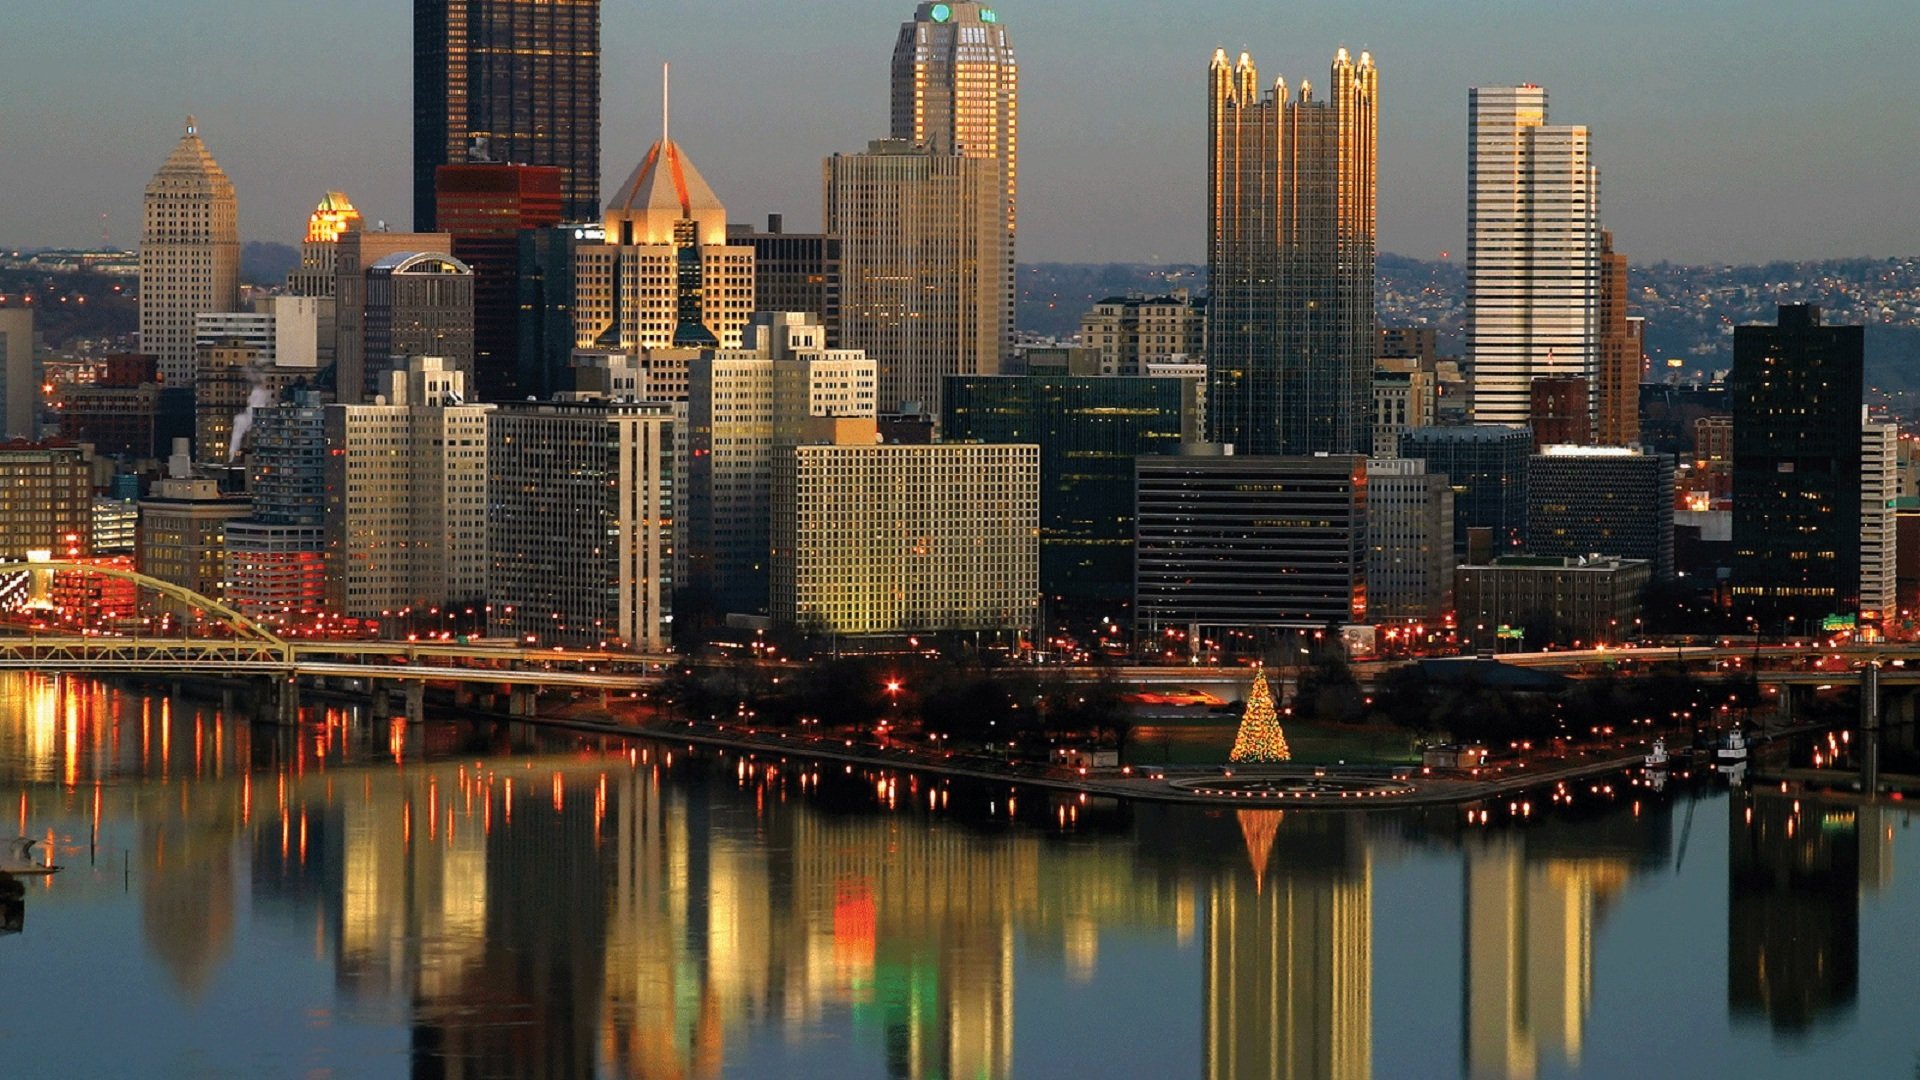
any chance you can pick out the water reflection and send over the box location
[3,672,1918,1078]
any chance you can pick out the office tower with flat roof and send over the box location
[683,313,877,620]
[1596,231,1641,446]
[516,223,600,402]
[226,391,329,624]
[488,399,675,651]
[413,0,600,229]
[771,435,1039,637]
[1366,457,1454,623]
[1208,48,1379,457]
[892,0,1016,363]
[324,357,493,619]
[1861,417,1897,625]
[576,135,756,392]
[1136,453,1368,632]
[1730,305,1864,620]
[0,440,92,560]
[0,308,36,439]
[436,163,565,400]
[943,372,1193,619]
[140,119,240,388]
[1469,86,1601,427]
[1399,424,1531,557]
[827,140,1002,416]
[1527,446,1674,580]
[728,216,843,347]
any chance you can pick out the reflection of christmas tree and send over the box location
[1229,669,1291,763]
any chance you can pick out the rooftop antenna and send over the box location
[662,62,670,143]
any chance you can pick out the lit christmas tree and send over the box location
[1229,668,1292,763]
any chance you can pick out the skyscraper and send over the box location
[1469,86,1601,427]
[436,162,565,400]
[1730,304,1864,620]
[140,119,240,388]
[891,0,1016,363]
[827,140,1003,415]
[413,0,601,229]
[0,308,36,439]
[1207,48,1379,455]
[1596,231,1641,446]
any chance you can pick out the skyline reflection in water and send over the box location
[0,671,1917,1079]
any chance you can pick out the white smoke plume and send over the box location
[229,384,272,462]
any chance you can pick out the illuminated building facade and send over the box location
[1596,232,1641,447]
[825,140,1004,415]
[683,312,877,619]
[435,163,566,401]
[286,191,362,297]
[1135,453,1368,631]
[1861,417,1897,624]
[1729,305,1864,620]
[0,441,92,560]
[0,307,36,439]
[942,372,1193,615]
[1526,447,1674,580]
[324,358,493,619]
[138,446,250,607]
[1079,292,1208,375]
[575,136,756,383]
[225,392,329,623]
[892,0,1017,366]
[140,119,240,387]
[1207,48,1379,456]
[487,400,674,650]
[1365,457,1454,622]
[1372,360,1436,457]
[1468,86,1601,428]
[413,0,601,229]
[771,436,1039,636]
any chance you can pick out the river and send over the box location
[0,671,1914,1078]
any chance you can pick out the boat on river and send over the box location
[1645,738,1670,770]
[0,837,60,877]
[1715,729,1750,764]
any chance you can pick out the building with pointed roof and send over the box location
[575,124,755,378]
[140,118,240,388]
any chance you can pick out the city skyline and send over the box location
[3,0,1916,266]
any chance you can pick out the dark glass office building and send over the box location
[1527,448,1675,580]
[515,223,601,402]
[1134,453,1368,631]
[728,216,842,347]
[943,374,1193,617]
[1398,424,1531,557]
[1730,304,1864,620]
[414,0,601,230]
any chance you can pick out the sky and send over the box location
[2,0,1917,266]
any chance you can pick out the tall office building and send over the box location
[1136,452,1369,632]
[1207,48,1379,456]
[1861,417,1897,625]
[1468,86,1601,427]
[0,441,92,560]
[1399,424,1531,557]
[324,357,493,619]
[771,435,1039,637]
[361,252,476,401]
[1526,446,1675,580]
[488,400,675,651]
[1528,375,1591,449]
[1596,231,1641,446]
[333,230,458,404]
[516,223,601,402]
[139,442,250,608]
[436,163,565,401]
[413,0,601,229]
[140,119,241,388]
[827,140,1003,415]
[891,0,1016,362]
[943,372,1194,617]
[226,391,329,623]
[286,191,362,297]
[576,134,756,391]
[728,216,843,347]
[0,308,36,439]
[1365,458,1454,623]
[683,313,877,619]
[1730,305,1864,620]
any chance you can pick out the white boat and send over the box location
[1716,729,1750,764]
[0,837,60,877]
[1645,738,1670,770]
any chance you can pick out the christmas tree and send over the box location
[1229,668,1292,763]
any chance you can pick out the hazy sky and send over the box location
[3,0,1916,266]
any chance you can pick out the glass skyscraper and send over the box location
[413,0,601,230]
[1206,48,1378,456]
